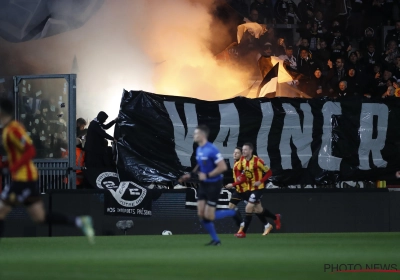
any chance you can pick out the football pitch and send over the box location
[0,233,399,280]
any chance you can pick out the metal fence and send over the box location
[7,74,77,192]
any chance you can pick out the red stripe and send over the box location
[254,157,259,190]
[27,163,33,181]
[245,159,251,190]
[6,135,17,174]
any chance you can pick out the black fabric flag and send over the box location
[257,62,279,97]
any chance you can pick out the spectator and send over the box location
[327,57,347,93]
[84,111,117,168]
[314,39,331,75]
[64,138,86,188]
[250,0,274,24]
[275,37,287,56]
[394,81,400,97]
[314,10,328,36]
[297,49,315,93]
[359,27,380,54]
[374,69,393,97]
[345,67,364,95]
[329,27,350,61]
[297,0,314,24]
[392,56,400,80]
[279,45,297,71]
[314,0,331,20]
[347,52,367,83]
[363,43,381,74]
[336,80,352,98]
[308,68,328,97]
[298,49,314,78]
[249,8,262,24]
[382,40,399,66]
[307,22,323,52]
[75,138,85,188]
[296,38,312,61]
[382,78,396,98]
[274,0,301,24]
[76,118,87,139]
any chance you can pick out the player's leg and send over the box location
[26,200,95,244]
[253,194,282,231]
[196,183,219,245]
[202,182,226,245]
[228,192,243,227]
[197,199,206,219]
[0,182,15,237]
[254,202,274,235]
[203,204,220,245]
[235,191,258,237]
[19,180,95,243]
[0,201,12,237]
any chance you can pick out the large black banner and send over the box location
[115,90,400,185]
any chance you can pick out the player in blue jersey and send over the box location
[179,125,239,246]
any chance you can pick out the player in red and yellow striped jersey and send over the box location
[0,98,94,243]
[233,143,281,238]
[2,119,38,183]
[225,147,249,227]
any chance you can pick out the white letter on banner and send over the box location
[164,102,198,167]
[358,103,388,169]
[318,101,342,171]
[256,102,274,166]
[213,103,240,168]
[279,103,313,169]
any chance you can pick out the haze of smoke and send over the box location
[0,0,250,122]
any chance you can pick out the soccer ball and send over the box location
[162,230,172,235]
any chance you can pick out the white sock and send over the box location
[264,223,271,228]
[240,222,244,227]
[75,217,83,228]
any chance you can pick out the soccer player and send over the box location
[224,147,248,227]
[234,143,281,238]
[179,125,238,246]
[0,98,95,243]
[225,147,270,232]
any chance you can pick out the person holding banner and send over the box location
[234,143,281,238]
[179,125,239,246]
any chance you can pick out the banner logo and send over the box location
[96,172,147,208]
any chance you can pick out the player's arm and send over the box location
[231,174,246,186]
[254,159,272,186]
[7,128,36,174]
[178,165,199,183]
[199,152,227,181]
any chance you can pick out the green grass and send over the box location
[0,233,399,280]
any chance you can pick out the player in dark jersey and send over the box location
[179,125,239,246]
[234,143,281,238]
[0,98,95,243]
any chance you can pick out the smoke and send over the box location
[0,0,251,124]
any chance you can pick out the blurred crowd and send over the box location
[227,0,400,98]
[16,79,69,159]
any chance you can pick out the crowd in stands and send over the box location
[17,79,69,158]
[228,0,400,98]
